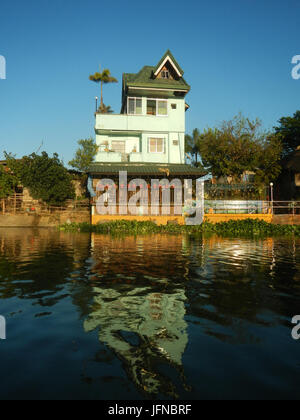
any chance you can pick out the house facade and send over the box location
[88,50,205,225]
[94,50,190,165]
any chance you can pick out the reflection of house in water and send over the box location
[84,234,191,397]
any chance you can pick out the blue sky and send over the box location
[0,0,299,165]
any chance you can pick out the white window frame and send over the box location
[148,137,165,154]
[146,98,168,117]
[127,97,142,115]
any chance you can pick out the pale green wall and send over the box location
[95,97,186,164]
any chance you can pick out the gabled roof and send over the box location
[123,51,190,92]
[153,49,184,77]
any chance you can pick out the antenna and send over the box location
[36,141,44,154]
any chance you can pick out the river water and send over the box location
[0,228,300,400]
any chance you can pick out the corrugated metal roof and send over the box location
[88,163,205,177]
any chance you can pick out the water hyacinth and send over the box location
[59,219,300,238]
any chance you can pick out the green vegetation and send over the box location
[186,113,282,184]
[59,219,300,238]
[69,138,98,172]
[185,128,202,168]
[274,110,300,156]
[89,67,118,108]
[97,103,114,114]
[0,165,18,199]
[5,152,75,206]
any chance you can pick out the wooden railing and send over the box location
[1,194,90,215]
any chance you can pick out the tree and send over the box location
[274,110,300,156]
[197,113,282,184]
[69,138,98,172]
[253,133,283,185]
[89,67,118,108]
[0,165,17,199]
[185,128,202,167]
[97,103,114,114]
[5,152,75,206]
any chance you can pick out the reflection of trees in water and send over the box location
[186,236,300,344]
[84,234,191,398]
[0,229,91,307]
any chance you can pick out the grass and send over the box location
[59,219,300,238]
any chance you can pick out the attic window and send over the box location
[161,70,170,79]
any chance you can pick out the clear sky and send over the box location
[0,0,299,165]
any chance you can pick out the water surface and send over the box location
[0,228,300,400]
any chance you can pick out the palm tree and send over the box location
[98,103,114,114]
[89,67,118,107]
[185,128,202,166]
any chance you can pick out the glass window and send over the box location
[128,98,135,114]
[147,100,156,115]
[148,138,164,153]
[158,100,167,115]
[136,98,142,114]
[128,97,142,115]
[146,99,168,116]
[111,141,125,153]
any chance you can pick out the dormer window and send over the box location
[161,70,170,79]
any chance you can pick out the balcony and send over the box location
[95,112,184,133]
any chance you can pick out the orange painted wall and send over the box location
[92,214,186,225]
[204,214,273,223]
[92,213,272,225]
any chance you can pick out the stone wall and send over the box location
[0,210,90,227]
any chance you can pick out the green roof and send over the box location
[88,163,205,177]
[154,49,184,76]
[123,50,190,92]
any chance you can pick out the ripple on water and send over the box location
[0,229,300,399]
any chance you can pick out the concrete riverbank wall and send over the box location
[0,210,90,228]
[1,212,300,227]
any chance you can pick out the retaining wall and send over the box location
[0,211,90,227]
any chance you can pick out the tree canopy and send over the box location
[5,152,75,206]
[97,103,114,114]
[274,110,300,156]
[0,165,18,199]
[190,114,282,184]
[185,128,202,167]
[68,138,98,173]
